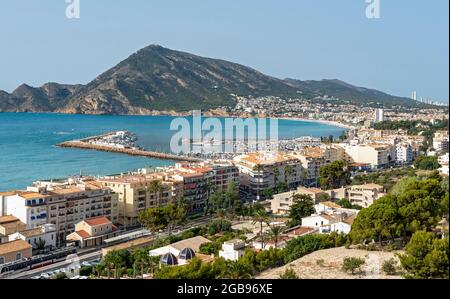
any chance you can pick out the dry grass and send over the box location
[257,247,404,279]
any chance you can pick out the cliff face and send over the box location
[0,45,428,115]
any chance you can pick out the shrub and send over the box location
[199,242,221,255]
[382,258,398,275]
[79,266,93,277]
[342,257,365,275]
[208,219,232,235]
[316,259,325,267]
[279,268,299,279]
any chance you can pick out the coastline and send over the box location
[278,117,355,130]
[0,111,356,130]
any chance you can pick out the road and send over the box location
[4,214,216,279]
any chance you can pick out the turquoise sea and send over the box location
[0,113,345,191]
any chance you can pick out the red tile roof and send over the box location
[75,230,91,239]
[84,216,111,226]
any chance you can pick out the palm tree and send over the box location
[132,248,149,278]
[252,164,264,201]
[267,223,284,249]
[222,261,253,279]
[252,209,269,249]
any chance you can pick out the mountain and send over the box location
[0,45,433,114]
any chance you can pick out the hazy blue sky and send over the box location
[0,0,448,103]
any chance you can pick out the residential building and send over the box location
[8,224,56,251]
[0,215,27,244]
[374,109,384,123]
[233,151,304,200]
[433,131,449,152]
[219,239,246,261]
[66,216,118,248]
[98,174,173,226]
[1,178,119,246]
[0,239,32,265]
[395,143,414,165]
[347,183,385,208]
[337,143,394,169]
[270,187,329,214]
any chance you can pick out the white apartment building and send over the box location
[337,143,394,169]
[433,131,449,153]
[395,143,413,165]
[1,178,119,246]
[233,152,304,200]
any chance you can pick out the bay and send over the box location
[0,112,344,191]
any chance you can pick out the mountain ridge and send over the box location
[0,45,436,114]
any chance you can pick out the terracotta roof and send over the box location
[19,227,44,238]
[342,214,357,225]
[286,226,317,236]
[0,215,20,225]
[84,216,111,226]
[0,239,32,255]
[75,230,91,239]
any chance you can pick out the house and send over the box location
[302,213,356,234]
[0,239,32,265]
[66,216,118,248]
[0,215,27,244]
[270,187,329,214]
[219,239,246,261]
[8,224,56,251]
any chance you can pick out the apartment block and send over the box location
[1,178,119,246]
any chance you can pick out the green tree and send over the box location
[414,156,441,170]
[138,207,167,234]
[163,203,186,235]
[342,257,365,275]
[288,194,315,227]
[222,260,253,279]
[398,231,449,279]
[318,160,351,190]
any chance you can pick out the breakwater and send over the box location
[57,140,202,162]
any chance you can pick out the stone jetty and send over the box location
[57,137,202,162]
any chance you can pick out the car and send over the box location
[40,273,50,279]
[81,261,92,267]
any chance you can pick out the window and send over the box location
[16,253,22,260]
[0,257,4,264]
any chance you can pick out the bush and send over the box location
[342,257,365,275]
[208,219,232,235]
[199,242,221,255]
[279,268,299,279]
[316,259,325,267]
[79,266,93,277]
[382,258,398,275]
[51,272,67,280]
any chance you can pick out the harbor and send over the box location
[57,131,202,162]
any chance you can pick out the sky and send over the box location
[0,0,448,103]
